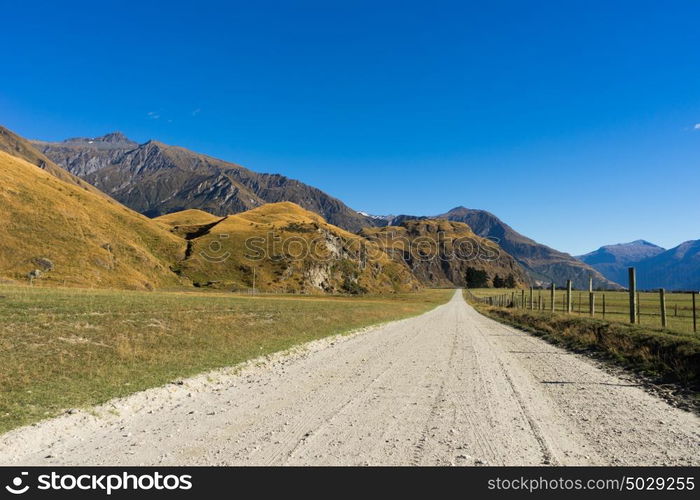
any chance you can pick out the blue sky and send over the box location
[1,0,698,255]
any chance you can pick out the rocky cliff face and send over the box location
[360,219,528,288]
[33,134,379,232]
[157,202,421,294]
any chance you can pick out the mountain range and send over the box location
[33,132,624,289]
[2,126,695,291]
[384,208,620,290]
[32,133,378,232]
[578,240,700,290]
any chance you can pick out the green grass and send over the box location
[467,288,698,335]
[0,285,452,434]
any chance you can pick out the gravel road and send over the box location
[1,290,698,466]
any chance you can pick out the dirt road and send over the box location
[1,290,698,466]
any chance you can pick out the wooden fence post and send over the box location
[659,288,667,328]
[550,282,555,313]
[566,280,572,313]
[628,267,636,324]
[637,292,641,323]
[529,287,533,310]
[590,293,595,317]
[693,292,697,333]
[521,289,525,309]
[589,277,594,316]
[602,293,606,318]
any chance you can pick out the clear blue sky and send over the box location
[1,0,698,255]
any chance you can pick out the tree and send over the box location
[465,267,488,288]
[505,273,517,288]
[492,274,505,288]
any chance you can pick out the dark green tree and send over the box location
[492,274,505,288]
[465,267,488,288]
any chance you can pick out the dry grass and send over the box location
[154,208,223,227]
[464,291,700,394]
[0,284,452,433]
[469,287,698,335]
[0,151,187,290]
[165,202,421,294]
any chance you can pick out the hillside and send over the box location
[0,150,186,289]
[635,240,700,290]
[577,240,666,286]
[33,134,379,231]
[0,126,105,197]
[158,202,421,294]
[360,219,528,288]
[388,207,621,289]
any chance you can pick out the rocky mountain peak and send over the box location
[63,132,137,147]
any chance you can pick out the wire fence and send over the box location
[465,268,698,335]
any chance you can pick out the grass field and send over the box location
[468,288,698,335]
[0,285,452,433]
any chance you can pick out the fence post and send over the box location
[628,267,637,324]
[521,289,525,309]
[538,292,542,310]
[659,288,667,328]
[693,292,697,333]
[590,293,595,317]
[566,280,572,313]
[529,287,533,310]
[637,292,641,323]
[589,277,594,316]
[602,293,606,318]
[550,282,555,313]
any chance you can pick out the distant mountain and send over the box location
[385,207,621,289]
[360,219,528,288]
[577,240,666,286]
[33,133,379,231]
[635,240,700,291]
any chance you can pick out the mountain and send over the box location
[33,133,379,231]
[634,240,700,290]
[360,219,527,288]
[0,149,187,289]
[156,202,420,294]
[387,207,622,289]
[577,240,666,286]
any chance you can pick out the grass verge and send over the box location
[0,285,452,434]
[466,296,700,396]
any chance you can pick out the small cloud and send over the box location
[147,111,160,120]
[192,108,201,117]
[694,123,700,130]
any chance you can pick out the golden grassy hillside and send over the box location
[0,150,187,289]
[0,125,107,198]
[361,219,528,288]
[160,202,421,294]
[154,208,223,227]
